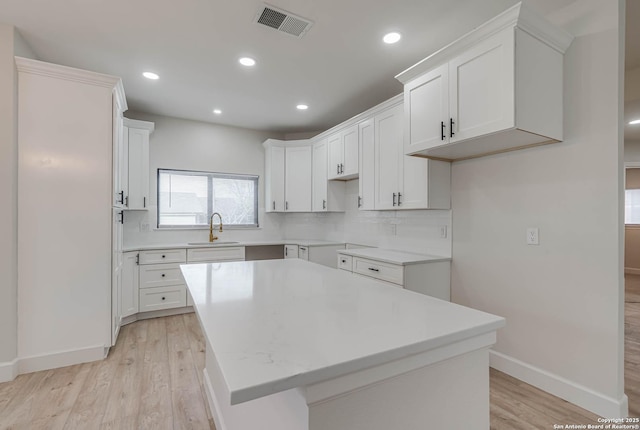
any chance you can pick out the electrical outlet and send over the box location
[526,227,539,245]
[439,226,447,238]
[141,223,150,232]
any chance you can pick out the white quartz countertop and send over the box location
[337,248,451,265]
[123,239,345,252]
[180,259,504,405]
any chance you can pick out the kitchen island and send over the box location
[181,259,504,430]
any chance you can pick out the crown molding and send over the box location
[124,118,155,132]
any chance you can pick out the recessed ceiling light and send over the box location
[383,32,402,44]
[239,57,256,67]
[142,72,159,80]
[213,109,222,115]
[630,119,640,125]
[296,104,309,110]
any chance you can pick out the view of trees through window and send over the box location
[157,169,258,227]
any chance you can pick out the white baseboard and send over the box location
[624,267,640,275]
[121,306,194,327]
[18,345,106,375]
[0,359,19,383]
[490,350,628,418]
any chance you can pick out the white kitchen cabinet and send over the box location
[358,118,375,210]
[312,139,345,212]
[284,245,299,259]
[121,252,139,318]
[374,103,451,210]
[111,209,124,344]
[138,248,188,314]
[327,125,358,180]
[337,249,451,301]
[16,57,127,358]
[265,143,285,212]
[285,145,312,212]
[124,118,154,210]
[396,3,572,160]
[298,246,309,261]
[113,96,127,208]
[264,140,313,213]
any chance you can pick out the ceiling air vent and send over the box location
[254,4,313,38]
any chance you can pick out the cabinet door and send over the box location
[312,140,328,212]
[284,245,298,259]
[358,118,375,210]
[374,105,403,210]
[449,28,514,143]
[285,146,312,212]
[342,125,358,177]
[121,252,139,318]
[127,128,150,210]
[112,96,126,207]
[268,145,285,212]
[404,64,449,155]
[327,133,342,179]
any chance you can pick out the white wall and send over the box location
[123,112,287,246]
[0,24,18,370]
[284,180,452,256]
[451,0,626,417]
[625,139,640,162]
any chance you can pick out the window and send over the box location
[626,190,640,224]
[157,169,258,228]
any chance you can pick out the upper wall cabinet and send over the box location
[312,139,345,212]
[264,140,313,213]
[396,2,573,161]
[124,118,154,210]
[327,125,358,180]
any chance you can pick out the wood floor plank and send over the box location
[137,317,174,428]
[99,320,145,427]
[166,315,211,429]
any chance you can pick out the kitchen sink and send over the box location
[187,241,240,246]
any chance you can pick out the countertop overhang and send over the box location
[181,259,505,405]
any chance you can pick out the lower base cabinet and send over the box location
[337,251,451,301]
[139,284,187,312]
[121,252,139,318]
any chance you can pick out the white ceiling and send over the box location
[1,0,637,137]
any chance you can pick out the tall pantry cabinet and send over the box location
[16,57,126,370]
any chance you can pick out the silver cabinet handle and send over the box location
[392,193,397,206]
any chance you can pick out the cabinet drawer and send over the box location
[139,263,184,289]
[139,249,186,265]
[337,254,353,271]
[187,246,245,263]
[353,257,404,285]
[139,285,186,312]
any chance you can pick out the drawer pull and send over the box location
[162,297,166,301]
[368,267,380,272]
[161,274,165,277]
[341,259,346,263]
[161,255,166,258]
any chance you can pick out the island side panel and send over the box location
[204,340,309,430]
[307,348,490,430]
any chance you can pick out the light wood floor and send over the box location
[0,277,638,429]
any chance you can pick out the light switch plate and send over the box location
[439,226,447,238]
[527,227,539,245]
